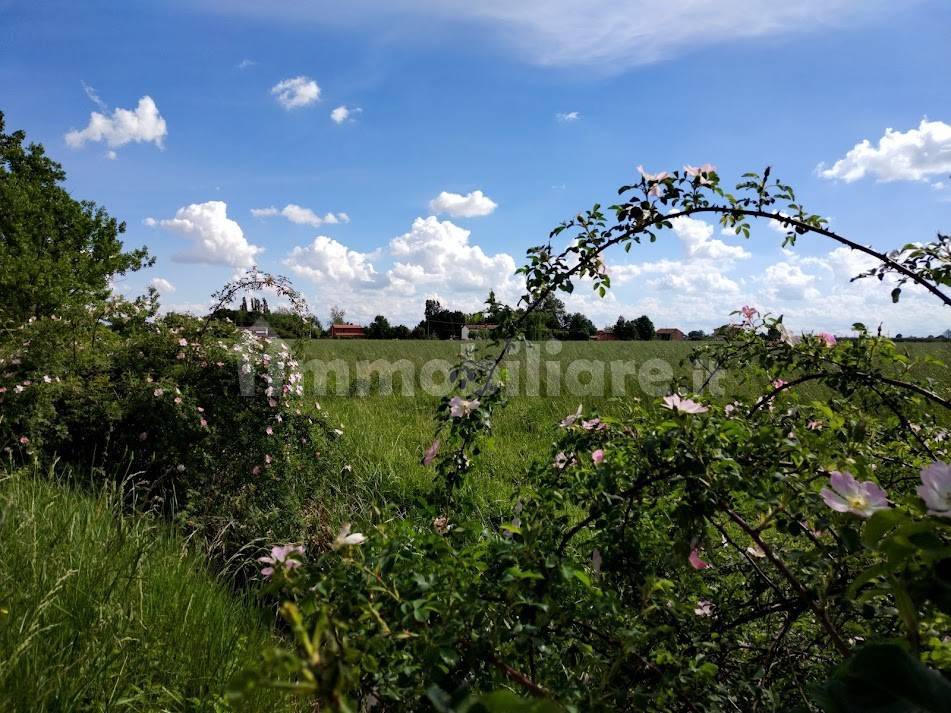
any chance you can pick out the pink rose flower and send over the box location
[449,396,480,418]
[662,394,709,414]
[637,165,670,182]
[258,544,305,578]
[422,439,440,466]
[688,548,711,570]
[560,404,583,428]
[694,599,714,617]
[917,462,951,519]
[820,471,889,518]
[591,449,604,465]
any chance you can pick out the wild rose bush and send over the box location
[237,167,950,711]
[0,275,344,566]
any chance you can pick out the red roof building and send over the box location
[655,328,685,341]
[330,323,365,338]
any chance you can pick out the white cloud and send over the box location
[285,236,378,283]
[251,204,350,227]
[236,58,256,69]
[105,150,118,161]
[81,80,107,111]
[670,216,751,261]
[208,1,887,70]
[819,119,951,183]
[151,201,263,267]
[283,216,520,323]
[330,105,362,123]
[65,96,167,150]
[762,261,819,300]
[148,277,176,293]
[330,105,350,123]
[428,190,498,218]
[271,76,320,109]
[608,216,748,296]
[556,111,581,122]
[388,217,516,291]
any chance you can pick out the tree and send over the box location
[420,300,466,339]
[424,299,443,322]
[537,294,567,332]
[564,312,597,340]
[366,315,392,339]
[632,315,655,341]
[330,306,346,325]
[0,112,151,323]
[613,316,636,340]
[687,329,706,340]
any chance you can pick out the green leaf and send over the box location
[811,643,951,713]
[863,509,904,548]
[467,691,564,713]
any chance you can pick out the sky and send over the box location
[2,0,950,335]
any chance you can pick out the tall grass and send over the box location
[293,340,950,522]
[0,466,285,712]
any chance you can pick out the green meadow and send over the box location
[294,339,951,519]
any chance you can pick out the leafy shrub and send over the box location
[0,278,344,566]
[236,167,950,712]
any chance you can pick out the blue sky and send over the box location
[2,0,950,334]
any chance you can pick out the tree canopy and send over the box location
[0,112,151,324]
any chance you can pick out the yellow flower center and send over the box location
[847,495,867,509]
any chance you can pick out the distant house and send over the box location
[241,320,274,338]
[655,328,685,341]
[330,323,365,339]
[593,329,618,341]
[461,323,497,340]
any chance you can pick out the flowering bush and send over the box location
[236,167,950,711]
[0,273,344,566]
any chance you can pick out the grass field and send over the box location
[0,467,284,712]
[293,339,951,520]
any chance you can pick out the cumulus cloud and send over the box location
[251,204,350,227]
[819,119,951,183]
[65,96,167,150]
[282,215,520,323]
[388,217,516,291]
[428,190,498,218]
[285,236,378,283]
[150,201,263,267]
[271,76,320,109]
[556,111,581,122]
[751,246,944,335]
[762,261,819,300]
[148,277,176,293]
[330,105,362,123]
[671,216,751,261]
[610,216,748,292]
